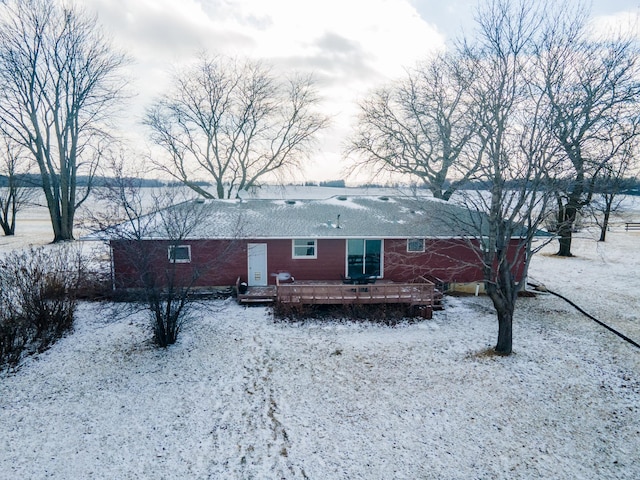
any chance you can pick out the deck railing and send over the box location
[276,280,435,308]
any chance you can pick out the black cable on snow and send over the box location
[528,282,640,350]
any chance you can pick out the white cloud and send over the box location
[589,10,640,39]
[74,0,640,181]
[77,0,444,181]
[224,0,444,78]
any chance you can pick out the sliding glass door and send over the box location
[347,239,382,277]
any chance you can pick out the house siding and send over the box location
[111,238,349,289]
[384,238,525,283]
[111,239,243,289]
[111,237,526,290]
[383,238,482,283]
[263,239,346,283]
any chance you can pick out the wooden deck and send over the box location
[277,282,434,305]
[236,285,277,304]
[237,279,437,318]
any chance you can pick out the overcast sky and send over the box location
[82,0,640,183]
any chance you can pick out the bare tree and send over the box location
[88,152,154,241]
[587,140,637,242]
[89,154,239,347]
[347,52,480,200]
[539,17,640,256]
[351,0,558,355]
[145,54,329,199]
[92,157,199,346]
[450,0,561,355]
[0,0,128,242]
[127,191,207,347]
[0,137,36,235]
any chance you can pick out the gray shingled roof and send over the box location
[139,195,490,239]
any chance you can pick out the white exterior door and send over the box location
[247,243,268,286]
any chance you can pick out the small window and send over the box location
[407,238,425,253]
[168,245,191,263]
[292,239,317,258]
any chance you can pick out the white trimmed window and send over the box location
[292,239,317,258]
[347,239,383,277]
[407,238,425,253]
[168,245,191,263]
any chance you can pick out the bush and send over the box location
[0,315,30,368]
[0,246,83,369]
[273,302,419,325]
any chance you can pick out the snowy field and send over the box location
[0,190,639,479]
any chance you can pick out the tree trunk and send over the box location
[49,203,75,242]
[599,212,609,242]
[486,256,517,356]
[0,201,15,235]
[494,306,513,355]
[49,207,75,242]
[47,191,75,242]
[430,184,445,201]
[599,195,613,242]
[216,179,225,199]
[556,202,576,257]
[61,205,75,241]
[487,287,515,355]
[37,155,75,242]
[557,228,573,256]
[0,221,14,236]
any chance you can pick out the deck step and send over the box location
[238,295,276,304]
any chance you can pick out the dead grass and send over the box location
[465,347,514,359]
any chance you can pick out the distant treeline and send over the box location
[0,174,169,188]
[4,174,640,195]
[303,179,346,188]
[455,177,640,195]
[300,177,640,194]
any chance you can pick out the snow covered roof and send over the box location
[133,195,499,240]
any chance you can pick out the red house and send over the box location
[110,195,530,295]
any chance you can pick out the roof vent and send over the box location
[337,196,347,201]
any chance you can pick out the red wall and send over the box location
[384,238,526,284]
[111,238,348,289]
[111,239,244,289]
[264,239,346,282]
[384,238,483,283]
[111,237,526,289]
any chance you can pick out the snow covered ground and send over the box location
[0,192,639,479]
